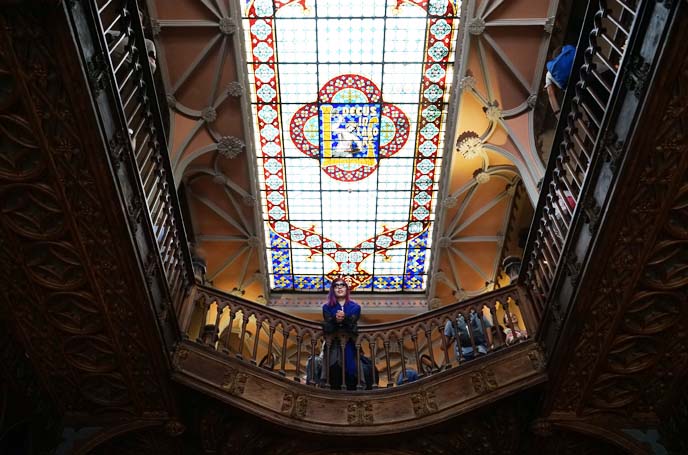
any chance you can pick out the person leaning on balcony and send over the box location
[321,278,361,390]
[502,312,528,345]
[444,308,493,362]
[545,44,576,116]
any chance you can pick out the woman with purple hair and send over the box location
[321,278,361,390]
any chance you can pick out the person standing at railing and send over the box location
[322,278,361,390]
[444,308,493,362]
[545,45,575,116]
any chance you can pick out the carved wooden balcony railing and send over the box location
[85,0,194,311]
[521,0,643,324]
[172,283,545,433]
[181,283,537,390]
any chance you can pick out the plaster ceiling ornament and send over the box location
[474,169,491,184]
[460,75,477,91]
[437,236,451,248]
[218,17,236,35]
[217,136,244,159]
[201,106,217,123]
[246,236,261,249]
[544,16,555,34]
[484,103,502,123]
[226,81,243,98]
[456,131,484,159]
[467,17,486,36]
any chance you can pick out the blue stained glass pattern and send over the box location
[294,275,324,290]
[373,275,403,291]
[404,230,428,290]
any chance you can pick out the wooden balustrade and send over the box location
[92,0,193,310]
[185,284,534,390]
[521,0,640,317]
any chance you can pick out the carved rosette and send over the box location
[471,368,498,394]
[411,389,439,417]
[216,136,245,159]
[221,367,247,396]
[347,401,374,425]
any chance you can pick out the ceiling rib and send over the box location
[172,34,222,94]
[481,33,532,93]
[190,191,251,237]
[451,246,490,282]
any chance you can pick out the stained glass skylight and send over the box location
[242,0,460,292]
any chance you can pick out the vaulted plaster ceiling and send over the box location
[146,0,554,311]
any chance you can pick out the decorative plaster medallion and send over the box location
[219,17,237,35]
[217,136,244,159]
[485,103,502,122]
[201,106,217,123]
[467,17,486,35]
[474,169,491,184]
[247,236,261,249]
[456,131,483,159]
[460,75,477,90]
[544,16,555,34]
[226,81,244,97]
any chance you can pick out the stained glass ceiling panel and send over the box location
[243,0,460,292]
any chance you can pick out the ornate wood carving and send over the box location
[410,388,438,417]
[0,5,176,423]
[347,402,374,425]
[471,367,498,394]
[548,8,688,421]
[221,367,247,396]
[172,340,545,435]
[280,392,308,419]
